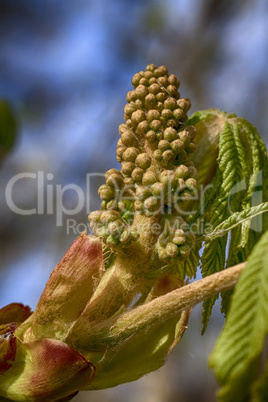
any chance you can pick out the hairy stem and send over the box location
[111,262,246,336]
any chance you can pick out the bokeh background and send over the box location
[0,1,267,401]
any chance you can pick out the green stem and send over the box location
[110,262,246,338]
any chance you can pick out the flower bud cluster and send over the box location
[91,65,198,262]
[89,209,139,249]
[157,216,195,262]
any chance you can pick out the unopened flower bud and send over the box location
[158,140,171,151]
[131,167,144,182]
[98,185,114,201]
[142,171,157,186]
[121,130,139,147]
[166,242,179,257]
[175,165,189,179]
[164,98,177,110]
[131,110,146,127]
[144,196,159,211]
[136,186,152,200]
[162,149,175,163]
[135,153,151,169]
[122,147,139,162]
[121,161,135,176]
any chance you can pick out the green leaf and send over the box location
[252,358,268,401]
[201,234,228,334]
[194,112,268,327]
[177,243,201,279]
[209,229,268,402]
[205,202,268,241]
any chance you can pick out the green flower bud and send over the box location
[142,171,157,186]
[163,127,177,142]
[116,146,126,162]
[135,85,148,100]
[170,139,184,154]
[149,83,161,95]
[132,73,142,87]
[130,226,139,241]
[168,74,180,88]
[185,178,197,191]
[158,139,171,151]
[177,97,191,112]
[145,130,156,142]
[153,149,163,159]
[161,109,173,120]
[139,77,149,86]
[176,178,186,192]
[98,185,114,201]
[159,171,176,188]
[106,235,119,246]
[131,167,144,182]
[149,119,161,131]
[156,92,166,102]
[162,149,175,163]
[154,65,168,77]
[150,182,165,197]
[100,210,120,224]
[158,248,168,260]
[157,76,169,87]
[106,199,118,210]
[166,118,178,128]
[131,110,146,127]
[122,147,139,163]
[144,196,159,211]
[121,161,135,176]
[134,200,144,211]
[108,220,124,236]
[136,186,152,200]
[137,120,149,134]
[119,228,132,243]
[164,98,177,110]
[88,210,102,223]
[166,242,179,257]
[179,130,191,146]
[166,85,178,97]
[121,130,139,147]
[173,108,185,121]
[173,236,186,245]
[135,153,151,169]
[95,226,110,237]
[144,93,157,108]
[124,103,138,118]
[175,165,189,179]
[147,109,160,122]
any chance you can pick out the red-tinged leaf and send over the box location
[0,338,95,401]
[0,323,17,374]
[0,303,32,325]
[32,233,104,340]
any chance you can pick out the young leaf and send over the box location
[205,202,268,241]
[209,229,268,402]
[192,112,268,328]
